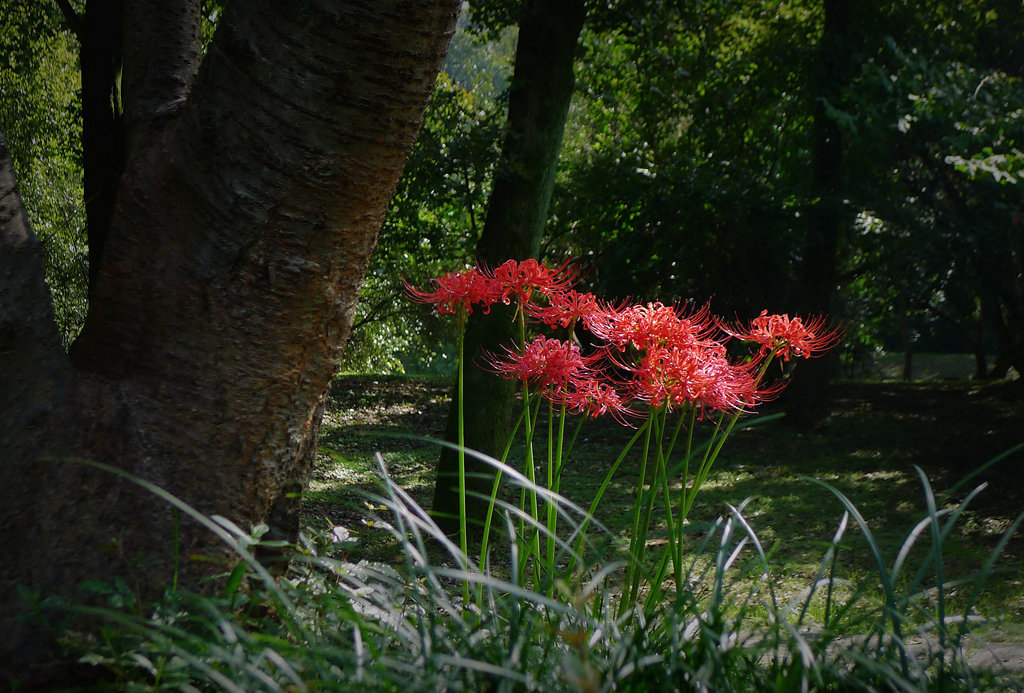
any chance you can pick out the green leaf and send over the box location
[224,561,247,603]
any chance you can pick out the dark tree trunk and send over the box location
[970,297,988,379]
[431,0,586,537]
[80,0,125,292]
[1,0,459,679]
[786,0,851,427]
[899,293,913,381]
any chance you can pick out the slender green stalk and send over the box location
[620,406,656,615]
[544,402,568,596]
[478,408,527,576]
[519,388,542,586]
[656,443,680,592]
[674,406,697,576]
[566,422,648,578]
[454,309,471,603]
[630,406,673,609]
[681,413,726,519]
[544,403,569,593]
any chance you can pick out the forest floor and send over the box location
[307,372,1024,669]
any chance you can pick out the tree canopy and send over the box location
[354,0,1022,380]
[12,1,1020,378]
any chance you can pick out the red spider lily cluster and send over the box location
[406,260,842,423]
[727,310,844,362]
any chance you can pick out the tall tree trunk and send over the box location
[80,0,125,292]
[971,303,988,380]
[1,0,459,679]
[786,0,851,427]
[431,0,586,537]
[899,292,913,381]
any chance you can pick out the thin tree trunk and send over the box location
[786,0,851,427]
[432,0,586,537]
[1,0,459,679]
[900,293,913,381]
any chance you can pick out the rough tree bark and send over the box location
[1,0,459,679]
[431,0,587,537]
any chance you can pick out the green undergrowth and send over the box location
[39,446,1024,692]
[28,375,1023,690]
[310,375,1024,623]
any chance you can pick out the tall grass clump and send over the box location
[35,452,1024,692]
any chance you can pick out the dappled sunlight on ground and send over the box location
[308,374,1024,625]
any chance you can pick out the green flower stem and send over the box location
[680,414,724,523]
[659,411,684,589]
[621,405,658,616]
[521,391,542,587]
[566,422,648,578]
[657,439,680,592]
[545,403,568,598]
[456,308,469,604]
[630,406,673,611]
[478,408,527,576]
[674,407,698,574]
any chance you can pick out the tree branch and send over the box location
[121,0,203,158]
[53,0,85,42]
[350,292,405,332]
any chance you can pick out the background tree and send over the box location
[341,68,505,374]
[0,0,459,675]
[0,1,88,345]
[784,0,857,426]
[430,0,587,534]
[836,0,1024,379]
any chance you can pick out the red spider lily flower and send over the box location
[524,289,602,329]
[625,342,767,415]
[403,268,501,315]
[553,375,634,424]
[588,302,715,351]
[730,310,843,361]
[489,258,577,305]
[487,336,597,390]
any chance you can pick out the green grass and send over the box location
[44,440,1024,691]
[33,372,1022,690]
[310,375,1024,624]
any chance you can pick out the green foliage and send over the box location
[548,1,817,316]
[0,1,87,347]
[534,0,1024,375]
[44,455,1024,691]
[831,3,1024,372]
[7,0,1019,376]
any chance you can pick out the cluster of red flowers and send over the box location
[407,260,841,422]
[729,310,844,362]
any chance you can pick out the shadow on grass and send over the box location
[310,376,1024,614]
